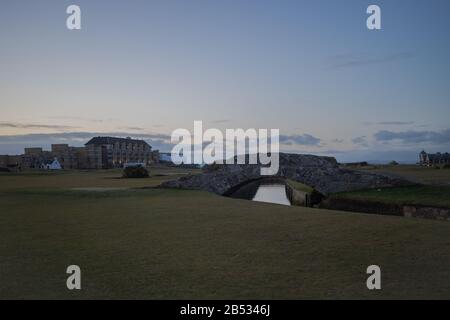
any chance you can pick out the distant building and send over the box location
[85,136,155,169]
[24,147,43,155]
[1,136,159,170]
[22,148,53,169]
[51,144,74,168]
[419,150,450,166]
[159,152,172,163]
[51,144,89,169]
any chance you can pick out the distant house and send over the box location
[43,158,62,170]
[419,150,450,166]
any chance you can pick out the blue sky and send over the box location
[0,0,449,162]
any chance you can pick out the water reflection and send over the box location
[252,183,291,206]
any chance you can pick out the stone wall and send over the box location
[403,206,450,221]
[319,198,404,216]
[320,198,450,221]
[285,184,309,206]
[161,153,413,196]
[285,182,323,207]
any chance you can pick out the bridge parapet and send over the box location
[161,153,413,195]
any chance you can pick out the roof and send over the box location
[43,158,59,165]
[428,152,450,161]
[85,136,150,147]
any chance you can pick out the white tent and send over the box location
[44,158,62,170]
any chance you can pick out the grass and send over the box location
[354,164,450,186]
[332,165,450,208]
[1,169,450,299]
[0,166,199,192]
[286,179,314,193]
[330,185,450,209]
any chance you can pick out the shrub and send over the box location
[203,162,222,173]
[442,164,450,170]
[122,166,149,178]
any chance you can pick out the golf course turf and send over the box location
[1,169,450,299]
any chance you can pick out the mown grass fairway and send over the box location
[330,185,450,208]
[355,164,450,185]
[1,169,450,299]
[0,167,199,191]
[332,165,450,209]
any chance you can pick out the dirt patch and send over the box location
[70,187,130,192]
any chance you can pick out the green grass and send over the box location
[354,165,450,186]
[1,170,450,299]
[0,167,199,192]
[330,185,450,209]
[286,179,314,193]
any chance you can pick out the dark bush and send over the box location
[203,162,223,173]
[442,164,450,169]
[122,166,149,178]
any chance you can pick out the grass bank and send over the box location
[1,170,450,299]
[352,164,450,186]
[329,185,450,209]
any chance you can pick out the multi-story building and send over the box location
[51,144,74,169]
[85,136,154,169]
[21,148,53,169]
[1,136,158,170]
[419,150,450,166]
[73,147,89,169]
[51,144,89,169]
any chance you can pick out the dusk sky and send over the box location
[1,0,449,162]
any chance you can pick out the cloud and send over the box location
[122,126,146,131]
[331,149,424,164]
[352,136,367,146]
[0,131,174,154]
[0,122,78,130]
[332,138,344,144]
[331,52,414,69]
[211,119,230,124]
[378,121,415,126]
[363,121,415,126]
[47,116,105,123]
[0,131,321,154]
[279,134,321,146]
[374,129,450,144]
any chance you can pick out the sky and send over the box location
[1,0,449,163]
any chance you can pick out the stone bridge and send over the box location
[160,153,412,196]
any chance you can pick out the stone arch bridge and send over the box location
[160,153,412,196]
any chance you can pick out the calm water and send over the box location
[252,184,291,206]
